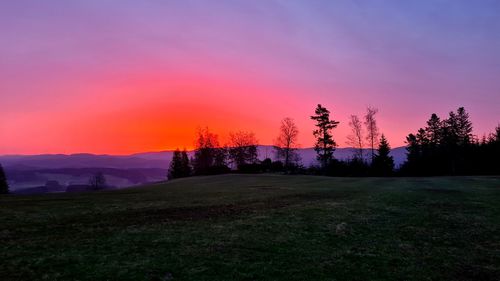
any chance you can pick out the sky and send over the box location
[1,0,499,155]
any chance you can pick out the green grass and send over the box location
[1,175,500,281]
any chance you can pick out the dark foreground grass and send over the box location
[1,175,500,280]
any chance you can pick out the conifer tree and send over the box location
[168,149,183,180]
[442,107,473,174]
[372,134,394,176]
[310,104,339,169]
[0,164,9,194]
[180,149,192,177]
[425,113,442,145]
[402,107,484,176]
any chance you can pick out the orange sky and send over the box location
[0,72,442,155]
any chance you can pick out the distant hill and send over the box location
[0,153,167,170]
[1,146,407,170]
[0,146,407,192]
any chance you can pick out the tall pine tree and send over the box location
[310,104,339,169]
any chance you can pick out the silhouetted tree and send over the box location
[364,107,379,162]
[213,146,229,171]
[0,164,9,194]
[400,107,493,176]
[311,104,339,169]
[168,149,182,180]
[275,117,300,170]
[494,125,500,142]
[193,127,217,174]
[346,114,364,160]
[485,125,500,174]
[228,131,258,169]
[371,134,394,176]
[442,107,473,174]
[180,149,192,177]
[89,172,107,190]
[168,149,191,179]
[403,115,446,175]
[402,133,421,174]
[423,113,445,173]
[193,127,229,175]
[426,113,442,145]
[452,107,474,145]
[472,125,500,175]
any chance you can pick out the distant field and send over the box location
[1,175,500,281]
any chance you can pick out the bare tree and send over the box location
[346,115,364,160]
[364,106,379,162]
[274,117,300,168]
[193,127,228,175]
[228,131,258,169]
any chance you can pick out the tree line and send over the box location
[168,104,395,179]
[401,107,500,175]
[168,104,499,179]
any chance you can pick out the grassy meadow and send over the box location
[1,175,500,280]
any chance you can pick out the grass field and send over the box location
[1,175,500,281]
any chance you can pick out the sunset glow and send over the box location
[1,1,499,154]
